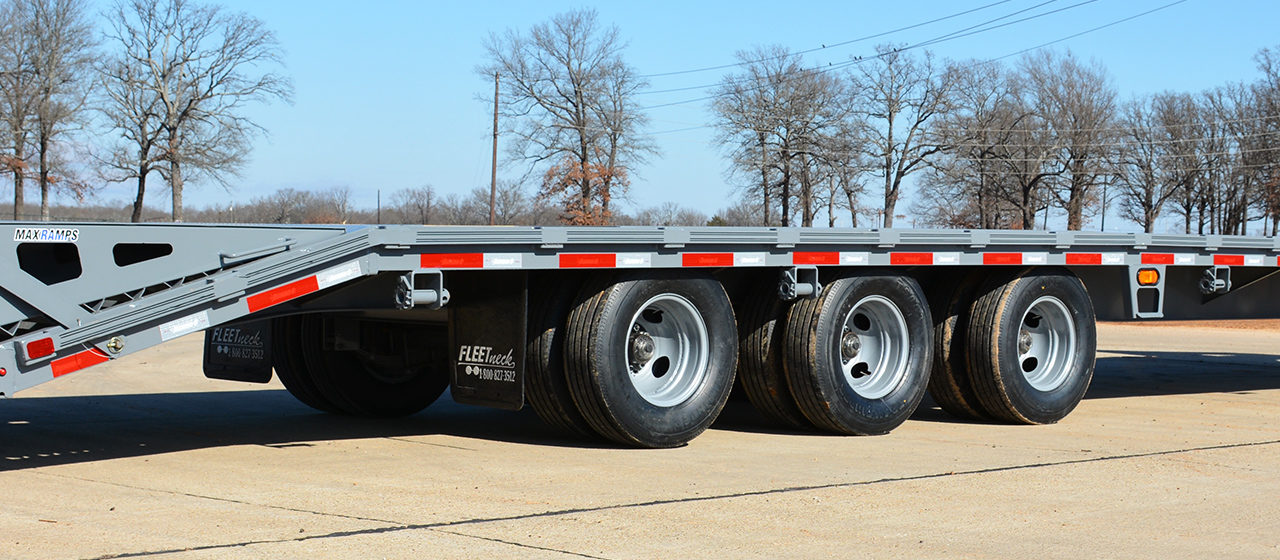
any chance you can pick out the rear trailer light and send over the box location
[1136,268,1160,286]
[24,337,55,360]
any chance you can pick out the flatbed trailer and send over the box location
[2,222,1279,447]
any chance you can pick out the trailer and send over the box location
[2,222,1278,448]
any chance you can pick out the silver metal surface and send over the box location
[624,294,710,408]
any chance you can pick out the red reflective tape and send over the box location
[1066,253,1102,265]
[1141,253,1175,265]
[420,253,484,269]
[559,253,616,268]
[51,348,109,378]
[983,253,1022,265]
[246,276,320,313]
[1214,254,1245,266]
[793,252,839,265]
[890,252,932,266]
[682,253,734,267]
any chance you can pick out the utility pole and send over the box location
[490,72,499,226]
[377,189,381,224]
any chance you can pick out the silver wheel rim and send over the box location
[838,295,910,400]
[625,293,709,407]
[1018,296,1077,392]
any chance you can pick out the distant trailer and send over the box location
[1,223,1276,447]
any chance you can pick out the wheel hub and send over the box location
[629,329,656,370]
[840,331,862,361]
[1018,329,1033,354]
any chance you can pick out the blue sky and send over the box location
[87,0,1280,230]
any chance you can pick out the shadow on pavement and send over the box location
[0,389,607,472]
[5,351,1279,469]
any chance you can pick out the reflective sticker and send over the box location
[890,253,933,265]
[316,261,363,289]
[1066,253,1102,265]
[616,253,651,268]
[1246,255,1265,267]
[51,348,109,377]
[483,254,522,269]
[682,253,734,267]
[160,311,210,341]
[560,253,615,268]
[1175,254,1195,265]
[1023,252,1048,265]
[1214,255,1244,266]
[735,252,768,266]
[1102,253,1126,265]
[793,252,838,265]
[934,252,960,265]
[840,252,870,265]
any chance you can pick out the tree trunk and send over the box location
[38,138,50,222]
[11,138,24,220]
[131,165,148,223]
[171,158,184,222]
[845,189,858,228]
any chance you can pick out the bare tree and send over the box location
[101,0,292,222]
[855,44,953,228]
[0,0,37,219]
[1020,50,1118,230]
[389,184,438,224]
[479,8,654,225]
[25,0,94,221]
[711,46,855,227]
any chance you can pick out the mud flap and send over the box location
[203,319,273,383]
[448,271,526,410]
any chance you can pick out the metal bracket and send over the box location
[395,270,449,310]
[1199,266,1231,295]
[219,237,296,266]
[779,266,821,301]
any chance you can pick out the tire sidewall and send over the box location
[812,272,932,435]
[996,271,1096,424]
[591,272,737,447]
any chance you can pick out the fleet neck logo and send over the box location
[13,228,79,243]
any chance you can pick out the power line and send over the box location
[638,0,1024,79]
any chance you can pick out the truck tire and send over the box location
[525,273,599,439]
[735,279,811,430]
[298,315,450,418]
[924,271,992,421]
[784,271,932,435]
[965,267,1096,424]
[271,316,342,414]
[564,270,737,448]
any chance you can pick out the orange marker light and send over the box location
[1136,268,1160,286]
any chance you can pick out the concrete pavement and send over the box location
[1,321,1278,559]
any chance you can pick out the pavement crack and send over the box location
[429,528,613,559]
[384,436,477,451]
[81,437,1280,559]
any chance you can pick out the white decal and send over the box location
[840,252,870,265]
[1246,255,1265,267]
[735,252,768,267]
[1102,253,1125,265]
[1023,252,1048,265]
[935,252,961,265]
[457,345,518,383]
[616,253,652,268]
[316,261,362,289]
[484,253,523,269]
[13,228,79,243]
[159,311,210,341]
[1175,255,1196,265]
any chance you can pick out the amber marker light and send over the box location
[1137,268,1161,286]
